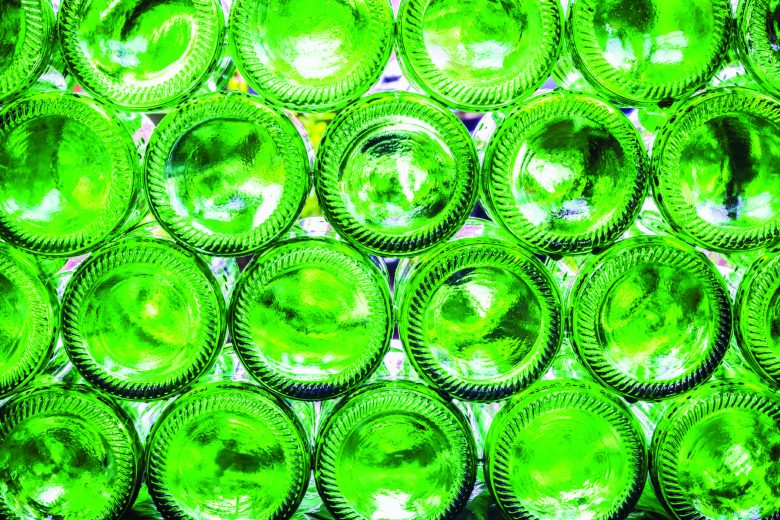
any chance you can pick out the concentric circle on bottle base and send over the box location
[315,381,477,520]
[652,88,780,251]
[485,379,647,520]
[58,0,225,111]
[0,384,143,520]
[482,90,648,255]
[316,91,478,257]
[570,236,731,401]
[145,91,311,256]
[0,92,140,257]
[398,236,562,402]
[229,236,393,400]
[396,0,563,111]
[230,0,394,112]
[737,0,780,99]
[146,382,311,520]
[61,236,226,400]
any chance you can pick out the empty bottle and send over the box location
[737,0,780,99]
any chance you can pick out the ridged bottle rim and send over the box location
[229,236,393,401]
[0,0,55,103]
[61,236,226,400]
[315,91,478,258]
[144,91,311,256]
[145,382,311,520]
[229,0,394,112]
[0,92,140,257]
[737,0,780,99]
[0,244,58,398]
[58,0,225,111]
[0,384,143,520]
[567,0,731,106]
[482,90,648,255]
[314,380,477,520]
[736,252,780,387]
[398,236,562,402]
[652,87,780,252]
[484,379,647,520]
[396,0,563,112]
[569,236,732,401]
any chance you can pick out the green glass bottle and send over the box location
[0,0,55,104]
[565,0,731,106]
[650,380,780,519]
[229,235,393,401]
[737,0,780,99]
[316,91,478,257]
[145,381,310,520]
[397,220,562,402]
[0,92,142,257]
[570,236,732,401]
[0,243,58,398]
[0,384,143,519]
[60,232,226,400]
[315,381,477,519]
[144,91,311,256]
[652,87,780,251]
[482,90,648,256]
[229,0,394,113]
[484,379,647,519]
[58,0,225,112]
[396,0,563,112]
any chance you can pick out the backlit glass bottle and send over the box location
[737,0,780,99]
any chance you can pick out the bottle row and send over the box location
[2,0,779,112]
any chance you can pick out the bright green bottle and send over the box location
[229,235,393,401]
[229,0,394,112]
[482,90,648,256]
[58,0,225,111]
[60,232,226,400]
[0,92,143,257]
[0,384,143,519]
[315,381,477,519]
[397,219,562,402]
[0,243,58,398]
[316,91,478,257]
[650,380,780,519]
[652,87,780,251]
[0,0,55,104]
[144,91,311,256]
[570,236,732,401]
[565,0,731,106]
[145,382,311,520]
[737,0,780,99]
[484,379,647,519]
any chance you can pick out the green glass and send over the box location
[737,0,780,99]
[652,88,780,251]
[396,0,563,112]
[315,381,477,519]
[229,0,394,112]
[58,0,225,111]
[566,0,731,106]
[0,0,55,103]
[0,92,141,257]
[482,90,648,255]
[0,243,57,397]
[397,222,562,402]
[229,236,393,401]
[484,379,647,520]
[0,384,143,519]
[145,91,311,256]
[146,382,310,520]
[61,234,226,400]
[570,236,732,401]
[316,91,478,257]
[650,380,780,519]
